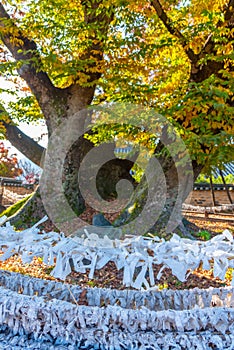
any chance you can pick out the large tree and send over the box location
[0,0,233,236]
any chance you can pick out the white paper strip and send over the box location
[0,220,233,290]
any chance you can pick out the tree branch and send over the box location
[0,3,67,127]
[197,0,234,60]
[66,0,115,116]
[190,0,234,82]
[151,0,233,82]
[2,119,45,166]
[223,0,234,22]
[151,0,198,63]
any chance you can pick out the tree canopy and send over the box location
[0,0,233,171]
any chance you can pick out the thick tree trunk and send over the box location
[5,111,203,238]
[114,154,203,239]
[8,132,138,231]
[62,137,94,215]
[55,136,138,222]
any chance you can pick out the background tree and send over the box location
[0,0,233,235]
[0,141,22,178]
[18,159,41,184]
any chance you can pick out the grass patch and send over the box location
[0,194,33,218]
[196,230,211,241]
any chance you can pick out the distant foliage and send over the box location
[196,173,234,185]
[0,142,22,178]
[18,159,41,184]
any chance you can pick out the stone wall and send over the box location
[185,185,234,206]
[0,178,34,208]
[0,176,233,209]
[187,190,233,206]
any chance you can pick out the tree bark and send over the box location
[2,120,45,166]
[114,151,203,238]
